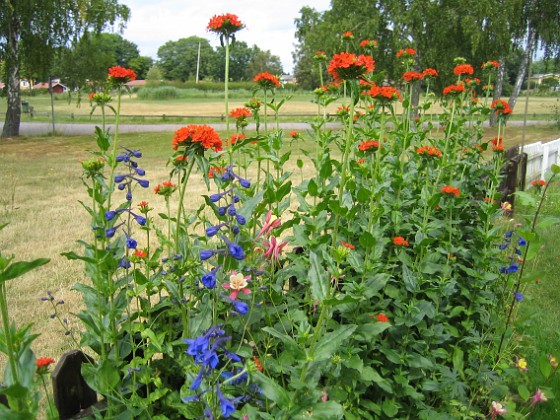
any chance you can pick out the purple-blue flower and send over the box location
[232,300,249,315]
[515,292,523,302]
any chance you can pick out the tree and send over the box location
[157,37,216,82]
[246,48,283,79]
[129,56,153,80]
[0,0,130,137]
[508,0,560,111]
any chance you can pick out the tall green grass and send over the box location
[514,181,560,419]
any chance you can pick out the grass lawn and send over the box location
[0,122,559,416]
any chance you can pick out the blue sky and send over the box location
[118,0,332,74]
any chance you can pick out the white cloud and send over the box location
[117,0,331,73]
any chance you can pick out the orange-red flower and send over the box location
[360,39,379,49]
[368,85,402,102]
[328,52,375,81]
[341,241,355,249]
[443,83,466,95]
[441,185,460,196]
[108,66,137,84]
[229,107,252,119]
[207,13,244,36]
[393,236,409,247]
[490,99,512,116]
[417,145,442,158]
[376,313,389,322]
[36,357,55,369]
[253,72,281,89]
[531,179,546,187]
[396,48,416,57]
[358,140,381,151]
[172,125,222,152]
[402,71,423,82]
[314,51,328,61]
[134,249,147,258]
[228,134,246,146]
[342,31,354,40]
[453,64,474,75]
[490,136,504,151]
[154,180,177,195]
[422,68,439,78]
[482,60,500,70]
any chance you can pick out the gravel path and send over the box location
[15,119,549,136]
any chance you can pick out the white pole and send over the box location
[196,42,201,84]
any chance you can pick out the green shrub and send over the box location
[136,86,181,100]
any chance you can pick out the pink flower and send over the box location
[255,210,281,240]
[223,271,251,300]
[489,401,507,419]
[262,236,288,263]
[530,388,548,406]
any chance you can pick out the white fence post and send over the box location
[521,137,560,188]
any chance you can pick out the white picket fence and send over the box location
[520,137,560,187]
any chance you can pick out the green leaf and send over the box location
[238,191,264,219]
[361,366,393,393]
[308,179,319,196]
[359,231,375,248]
[382,399,399,417]
[308,251,328,303]
[309,401,344,419]
[518,384,531,401]
[297,158,304,169]
[539,353,553,379]
[95,126,110,151]
[452,347,464,375]
[262,327,305,359]
[313,324,357,362]
[356,322,391,339]
[551,163,560,174]
[0,258,50,283]
[251,370,291,408]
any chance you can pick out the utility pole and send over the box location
[196,42,201,84]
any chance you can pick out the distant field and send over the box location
[1,90,559,124]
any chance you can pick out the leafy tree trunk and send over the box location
[508,26,536,112]
[1,11,21,138]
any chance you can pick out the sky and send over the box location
[117,0,332,74]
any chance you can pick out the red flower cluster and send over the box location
[358,140,381,151]
[228,134,247,146]
[108,66,137,84]
[490,136,504,151]
[207,13,244,35]
[314,51,328,61]
[328,52,375,81]
[441,185,460,196]
[368,85,401,102]
[342,31,354,40]
[422,68,439,78]
[360,39,379,49]
[134,249,147,258]
[491,99,512,116]
[253,72,281,89]
[154,180,177,195]
[36,357,56,370]
[532,179,546,188]
[393,236,409,247]
[172,125,222,151]
[443,83,465,95]
[341,241,355,249]
[453,64,474,75]
[396,48,416,57]
[482,60,500,70]
[417,145,442,158]
[402,71,423,82]
[208,166,225,179]
[376,313,389,322]
[229,107,252,120]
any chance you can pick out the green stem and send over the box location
[175,158,196,254]
[0,283,19,385]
